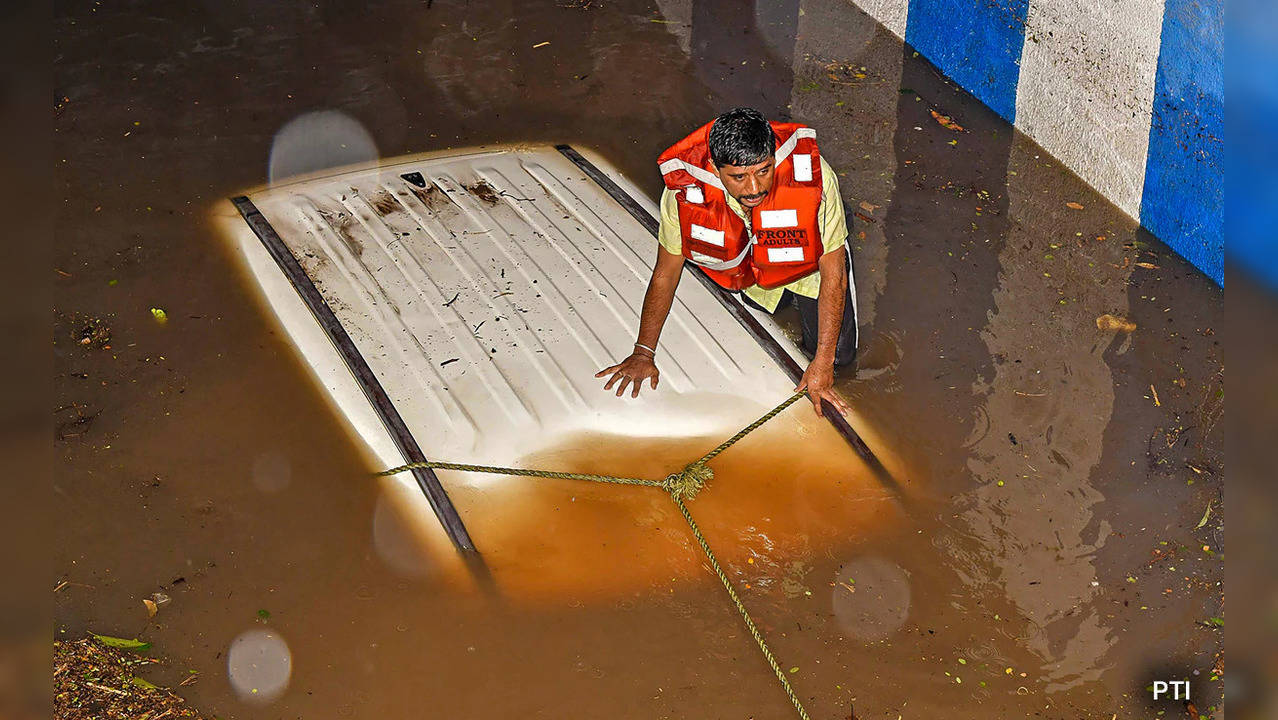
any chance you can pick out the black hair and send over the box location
[707,107,775,168]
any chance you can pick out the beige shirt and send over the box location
[658,155,848,312]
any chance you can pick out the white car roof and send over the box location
[218,145,888,575]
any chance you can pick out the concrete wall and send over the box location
[853,0,1223,285]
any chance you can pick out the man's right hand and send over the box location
[595,352,660,398]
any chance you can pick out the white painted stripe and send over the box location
[684,185,704,204]
[660,158,725,191]
[759,209,799,228]
[774,127,816,165]
[856,0,909,39]
[767,247,806,263]
[792,153,813,182]
[1014,0,1165,218]
[690,223,726,247]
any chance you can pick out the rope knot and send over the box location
[663,461,714,501]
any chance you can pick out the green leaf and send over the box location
[257,609,271,620]
[132,676,160,690]
[1196,501,1213,529]
[1205,616,1223,627]
[91,634,152,651]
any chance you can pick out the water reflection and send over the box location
[952,134,1136,691]
[444,414,900,602]
[227,628,292,703]
[830,555,910,641]
[689,0,800,118]
[251,450,292,493]
[373,486,443,580]
[268,110,379,184]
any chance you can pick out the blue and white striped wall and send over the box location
[857,0,1224,285]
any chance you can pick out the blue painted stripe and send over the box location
[904,0,1030,122]
[1224,0,1277,290]
[1140,0,1224,285]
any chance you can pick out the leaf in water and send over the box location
[132,676,160,690]
[929,110,964,131]
[1206,616,1224,627]
[91,634,152,651]
[143,599,158,618]
[257,609,271,620]
[858,200,879,213]
[1196,501,1213,529]
[1066,202,1084,210]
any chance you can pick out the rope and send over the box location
[671,494,811,720]
[378,459,664,490]
[378,392,811,719]
[696,391,805,464]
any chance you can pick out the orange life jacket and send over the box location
[658,121,824,291]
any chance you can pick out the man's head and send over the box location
[707,107,776,208]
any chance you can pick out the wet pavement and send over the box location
[54,0,1224,718]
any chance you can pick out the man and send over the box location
[596,107,858,416]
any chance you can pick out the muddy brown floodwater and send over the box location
[55,0,1223,718]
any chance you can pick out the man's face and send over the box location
[714,157,775,208]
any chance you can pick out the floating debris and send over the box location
[929,109,964,132]
[1096,314,1137,333]
[74,316,112,348]
[55,636,207,719]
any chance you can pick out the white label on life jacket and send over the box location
[690,251,719,264]
[759,209,798,229]
[793,153,813,182]
[684,185,704,204]
[690,223,725,247]
[767,247,806,263]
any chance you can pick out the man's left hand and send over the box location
[795,359,850,417]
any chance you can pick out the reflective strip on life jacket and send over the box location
[658,158,725,191]
[660,126,815,185]
[773,127,816,167]
[690,240,753,271]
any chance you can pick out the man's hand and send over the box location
[795,358,850,417]
[596,352,660,398]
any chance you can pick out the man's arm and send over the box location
[595,246,685,397]
[795,248,852,416]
